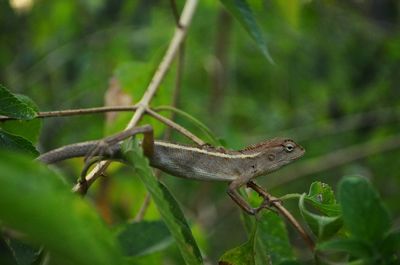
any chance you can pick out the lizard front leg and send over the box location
[227,177,258,215]
[247,180,282,212]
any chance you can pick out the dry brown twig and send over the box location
[134,0,188,221]
[0,105,204,146]
[72,0,199,194]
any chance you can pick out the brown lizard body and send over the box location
[37,125,305,214]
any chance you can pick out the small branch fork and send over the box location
[247,181,315,251]
[72,0,198,195]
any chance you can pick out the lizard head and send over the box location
[257,138,305,174]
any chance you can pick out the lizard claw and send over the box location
[255,197,281,215]
[84,140,114,163]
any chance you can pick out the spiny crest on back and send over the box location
[241,138,291,152]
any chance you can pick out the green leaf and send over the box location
[338,176,391,242]
[1,95,42,143]
[220,0,274,64]
[299,182,342,241]
[240,192,294,265]
[305,181,341,216]
[0,129,38,156]
[117,220,173,257]
[0,85,36,120]
[299,194,342,241]
[122,140,203,265]
[0,150,125,265]
[0,236,19,265]
[255,211,295,264]
[154,106,222,146]
[219,222,257,265]
[4,237,41,265]
[317,238,374,259]
[380,230,400,257]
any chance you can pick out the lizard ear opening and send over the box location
[268,153,275,161]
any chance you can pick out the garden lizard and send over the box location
[37,125,305,214]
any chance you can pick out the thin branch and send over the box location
[164,0,186,139]
[134,193,152,222]
[145,108,204,146]
[209,9,232,117]
[0,106,138,121]
[126,0,197,129]
[135,0,187,221]
[273,201,315,251]
[74,0,199,195]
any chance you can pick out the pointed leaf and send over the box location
[0,85,36,120]
[220,0,274,63]
[1,95,42,144]
[122,140,203,265]
[0,129,38,156]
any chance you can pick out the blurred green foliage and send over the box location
[1,0,400,264]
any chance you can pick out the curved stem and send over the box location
[279,193,302,201]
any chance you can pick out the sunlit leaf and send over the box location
[0,151,125,265]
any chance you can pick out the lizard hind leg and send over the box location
[82,125,154,164]
[79,125,154,188]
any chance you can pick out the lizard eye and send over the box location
[285,143,295,152]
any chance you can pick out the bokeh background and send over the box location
[1,0,400,263]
